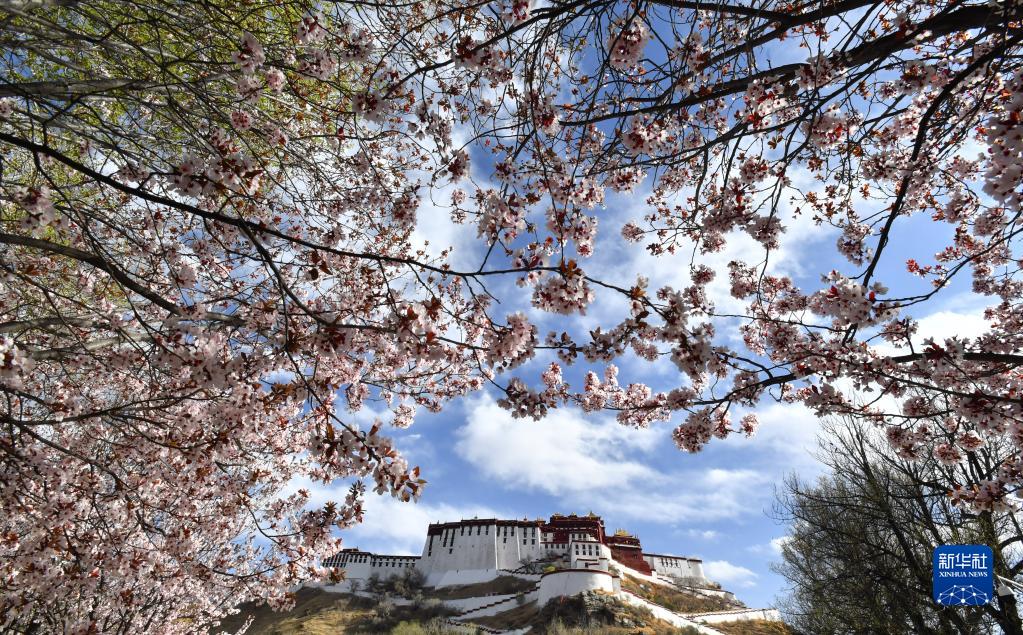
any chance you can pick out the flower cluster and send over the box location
[798,54,840,91]
[532,265,595,315]
[232,32,265,73]
[621,118,670,156]
[0,337,33,389]
[982,70,1023,209]
[478,191,526,241]
[808,273,893,328]
[499,0,532,24]
[353,91,390,123]
[297,13,327,44]
[454,36,511,82]
[486,312,538,370]
[673,408,730,452]
[608,19,650,70]
[12,186,62,234]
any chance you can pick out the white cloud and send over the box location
[770,536,790,554]
[455,396,773,522]
[684,529,721,541]
[747,536,791,556]
[455,396,661,494]
[411,183,481,271]
[330,490,508,556]
[722,401,825,472]
[603,470,770,523]
[575,167,840,329]
[912,308,990,345]
[703,560,759,588]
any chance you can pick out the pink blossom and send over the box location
[299,49,336,79]
[297,13,327,44]
[232,32,265,73]
[486,312,537,370]
[231,110,253,130]
[740,413,759,438]
[266,68,286,92]
[608,19,650,70]
[933,443,962,465]
[499,0,532,24]
[0,337,33,389]
[532,267,594,315]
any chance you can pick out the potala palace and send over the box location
[326,512,705,589]
[319,512,780,633]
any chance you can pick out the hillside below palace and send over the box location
[324,512,708,590]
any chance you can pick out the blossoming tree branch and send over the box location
[2,0,1022,631]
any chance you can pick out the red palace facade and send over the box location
[531,513,649,575]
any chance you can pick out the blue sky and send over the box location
[301,159,993,609]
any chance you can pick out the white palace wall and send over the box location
[643,553,706,581]
[416,521,548,585]
[417,522,547,573]
[568,538,611,571]
[324,550,418,585]
[340,555,372,581]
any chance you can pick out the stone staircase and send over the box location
[455,581,540,618]
[439,617,505,633]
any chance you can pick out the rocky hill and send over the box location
[216,574,793,635]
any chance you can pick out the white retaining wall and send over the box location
[421,567,541,588]
[689,608,782,624]
[537,569,615,605]
[424,568,501,588]
[676,585,738,601]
